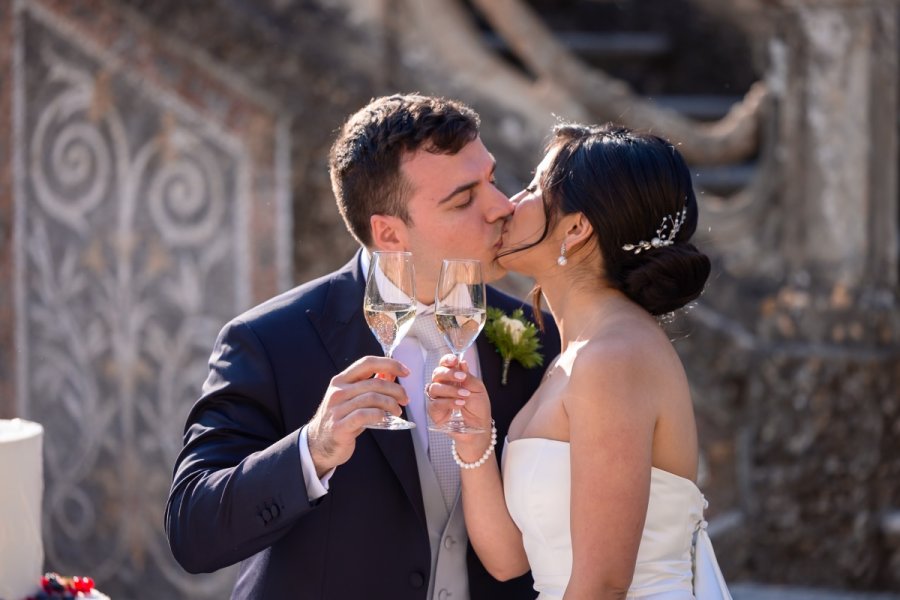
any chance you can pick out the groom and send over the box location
[166,94,559,599]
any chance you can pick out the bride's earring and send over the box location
[557,242,568,266]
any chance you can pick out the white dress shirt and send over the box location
[299,251,480,501]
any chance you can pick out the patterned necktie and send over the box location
[409,314,460,511]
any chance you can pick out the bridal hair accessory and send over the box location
[451,420,497,469]
[622,206,688,254]
[557,242,568,266]
[484,308,544,385]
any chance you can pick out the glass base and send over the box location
[428,420,487,434]
[365,414,416,430]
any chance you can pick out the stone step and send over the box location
[692,163,756,196]
[481,30,671,61]
[731,583,900,600]
[649,94,745,121]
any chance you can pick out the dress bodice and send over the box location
[503,437,721,599]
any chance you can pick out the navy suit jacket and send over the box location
[166,252,560,599]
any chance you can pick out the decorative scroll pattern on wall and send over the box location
[16,7,249,597]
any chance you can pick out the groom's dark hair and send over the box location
[329,93,480,247]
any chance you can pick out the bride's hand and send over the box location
[426,355,494,449]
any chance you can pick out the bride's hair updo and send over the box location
[533,123,710,316]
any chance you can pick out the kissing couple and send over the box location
[167,93,731,600]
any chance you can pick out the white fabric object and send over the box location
[693,524,732,600]
[298,425,333,501]
[409,315,460,511]
[503,437,732,599]
[0,419,44,600]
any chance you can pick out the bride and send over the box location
[427,123,731,599]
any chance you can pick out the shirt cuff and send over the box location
[299,425,334,501]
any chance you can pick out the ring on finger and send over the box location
[423,383,432,398]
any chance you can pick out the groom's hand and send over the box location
[307,356,410,477]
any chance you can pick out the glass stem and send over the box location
[448,351,466,424]
[379,348,394,417]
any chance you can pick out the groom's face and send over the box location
[397,136,512,304]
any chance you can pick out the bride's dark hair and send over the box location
[505,123,710,321]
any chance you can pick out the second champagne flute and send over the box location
[363,251,417,430]
[430,258,487,434]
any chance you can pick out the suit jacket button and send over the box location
[408,571,425,588]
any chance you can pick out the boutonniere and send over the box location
[484,307,544,385]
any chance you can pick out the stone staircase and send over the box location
[470,0,758,196]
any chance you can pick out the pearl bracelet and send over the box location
[451,420,498,469]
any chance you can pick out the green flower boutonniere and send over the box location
[484,307,544,385]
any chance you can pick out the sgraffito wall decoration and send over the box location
[6,1,291,596]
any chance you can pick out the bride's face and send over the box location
[498,150,557,275]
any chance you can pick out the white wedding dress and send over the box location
[503,437,732,599]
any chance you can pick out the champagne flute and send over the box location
[429,258,487,434]
[363,251,417,430]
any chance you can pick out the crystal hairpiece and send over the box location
[621,206,687,254]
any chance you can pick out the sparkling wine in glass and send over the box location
[430,258,487,434]
[363,251,417,430]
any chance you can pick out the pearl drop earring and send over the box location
[557,242,568,266]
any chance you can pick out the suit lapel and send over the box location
[306,252,426,527]
[476,288,536,458]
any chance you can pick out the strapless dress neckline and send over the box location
[502,436,731,599]
[506,436,702,494]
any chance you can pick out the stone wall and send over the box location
[1,0,896,596]
[0,0,291,597]
[681,0,899,588]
